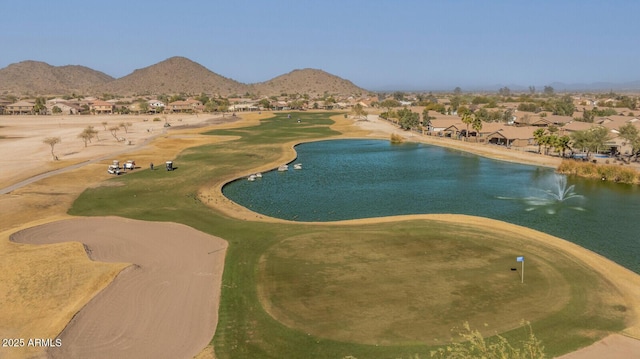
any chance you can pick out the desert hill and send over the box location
[93,56,249,96]
[0,61,113,95]
[250,68,368,97]
[0,57,369,98]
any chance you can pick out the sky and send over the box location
[2,0,639,91]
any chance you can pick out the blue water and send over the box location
[223,139,640,273]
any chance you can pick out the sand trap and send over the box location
[10,216,227,359]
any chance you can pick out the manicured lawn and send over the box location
[69,112,629,358]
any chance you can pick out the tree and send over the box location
[472,116,483,139]
[109,126,120,141]
[119,122,132,133]
[52,106,62,114]
[43,137,61,160]
[101,121,108,131]
[543,86,555,96]
[380,99,400,120]
[533,128,547,153]
[461,112,475,140]
[138,100,149,114]
[351,103,368,121]
[453,87,462,95]
[529,85,536,94]
[78,126,98,147]
[422,109,433,128]
[498,87,511,96]
[555,135,572,157]
[397,107,419,130]
[258,98,272,110]
[34,97,47,115]
[571,127,610,157]
[618,123,640,160]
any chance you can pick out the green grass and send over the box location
[69,112,629,358]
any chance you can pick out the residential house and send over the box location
[90,100,115,114]
[148,100,165,113]
[46,99,81,115]
[486,126,537,148]
[5,101,35,115]
[168,99,203,113]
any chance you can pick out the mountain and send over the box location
[0,58,369,97]
[93,56,249,96]
[251,68,368,97]
[0,61,113,95]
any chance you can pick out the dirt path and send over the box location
[10,217,227,359]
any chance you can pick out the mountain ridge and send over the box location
[0,57,369,97]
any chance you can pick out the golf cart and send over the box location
[107,164,121,175]
[165,161,174,171]
[124,160,136,170]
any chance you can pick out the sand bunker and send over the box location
[10,216,227,359]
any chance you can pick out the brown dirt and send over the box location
[10,217,226,359]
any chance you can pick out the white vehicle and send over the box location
[124,160,136,170]
[107,165,121,175]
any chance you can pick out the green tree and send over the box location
[618,123,640,160]
[533,128,547,153]
[34,97,47,115]
[258,98,272,110]
[555,135,572,157]
[351,103,368,121]
[461,112,474,140]
[571,127,609,157]
[472,116,483,139]
[52,106,62,114]
[543,86,554,96]
[422,109,433,128]
[43,136,61,160]
[138,100,149,114]
[380,99,400,120]
[397,107,419,130]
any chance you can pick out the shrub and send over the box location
[153,117,161,122]
[390,133,404,144]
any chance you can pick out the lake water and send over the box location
[223,139,640,273]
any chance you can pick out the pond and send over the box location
[223,139,640,273]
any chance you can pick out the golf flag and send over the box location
[516,256,524,262]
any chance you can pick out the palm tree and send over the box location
[533,128,547,153]
[461,112,474,141]
[555,135,571,157]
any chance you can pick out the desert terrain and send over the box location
[0,111,638,358]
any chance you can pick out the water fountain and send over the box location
[523,174,585,214]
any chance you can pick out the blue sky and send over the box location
[2,0,639,91]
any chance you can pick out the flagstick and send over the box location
[521,259,524,283]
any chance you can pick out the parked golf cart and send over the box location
[107,164,121,175]
[166,161,174,171]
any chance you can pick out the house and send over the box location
[148,100,165,112]
[427,117,462,132]
[486,126,537,148]
[5,101,35,115]
[89,100,115,114]
[46,101,81,115]
[168,99,202,113]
